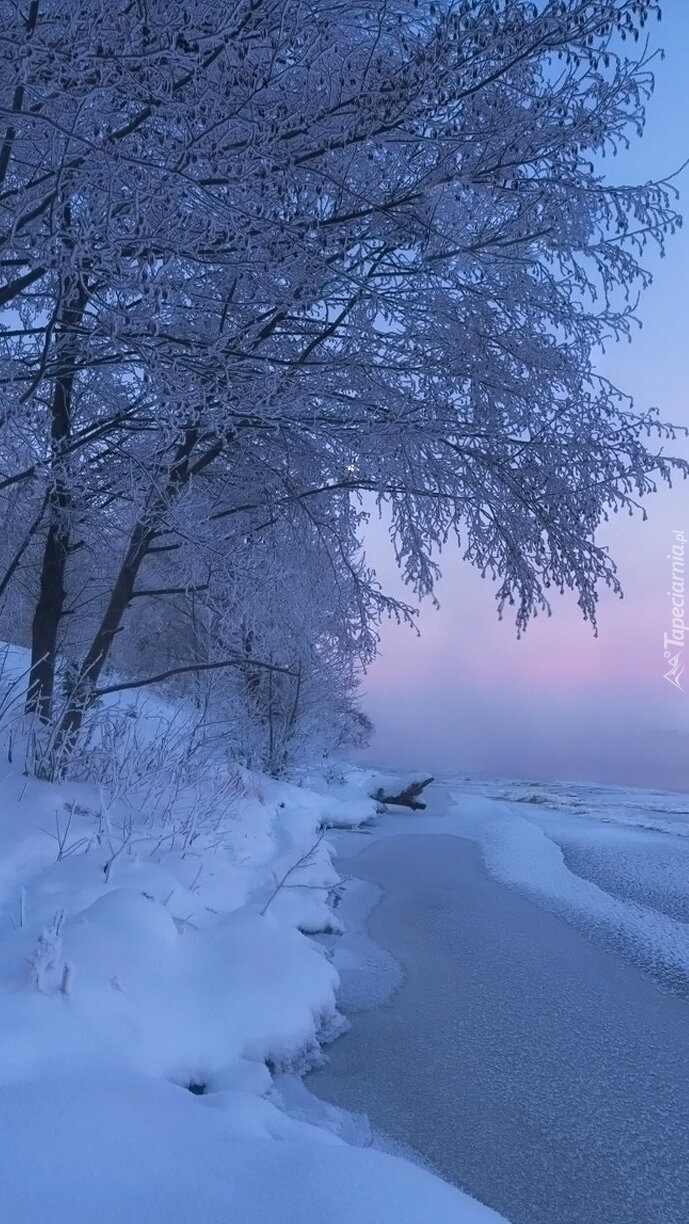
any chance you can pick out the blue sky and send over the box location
[362,0,689,791]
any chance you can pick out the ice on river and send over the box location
[310,777,689,1224]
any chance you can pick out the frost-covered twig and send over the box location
[41,806,92,862]
[260,829,328,917]
[27,910,67,995]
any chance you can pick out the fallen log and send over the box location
[373,776,434,811]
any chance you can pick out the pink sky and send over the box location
[361,2,689,791]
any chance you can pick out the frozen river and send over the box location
[309,785,689,1224]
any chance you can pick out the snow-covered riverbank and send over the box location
[0,746,507,1223]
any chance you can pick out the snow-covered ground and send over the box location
[0,654,508,1223]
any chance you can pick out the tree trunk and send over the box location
[25,278,86,721]
[374,777,434,811]
[54,518,154,752]
[52,430,223,758]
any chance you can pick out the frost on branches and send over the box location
[0,0,686,777]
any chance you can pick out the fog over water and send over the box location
[362,1,689,792]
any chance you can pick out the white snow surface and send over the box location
[0,1069,507,1224]
[0,659,508,1223]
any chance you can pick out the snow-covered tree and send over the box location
[0,0,686,774]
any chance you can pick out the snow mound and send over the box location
[0,1070,506,1224]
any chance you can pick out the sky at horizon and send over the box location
[360,1,689,793]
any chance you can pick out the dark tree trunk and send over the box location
[55,519,154,751]
[25,276,86,722]
[53,430,223,758]
[26,506,69,722]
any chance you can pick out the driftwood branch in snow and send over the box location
[373,777,434,811]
